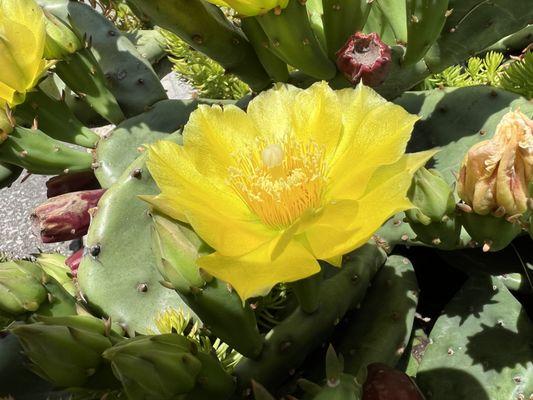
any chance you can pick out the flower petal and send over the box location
[197,239,320,301]
[183,104,261,179]
[147,140,275,257]
[0,0,46,97]
[327,84,419,200]
[247,82,343,159]
[305,150,436,259]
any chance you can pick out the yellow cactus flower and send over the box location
[144,82,435,301]
[0,0,48,107]
[206,0,288,16]
[458,110,533,216]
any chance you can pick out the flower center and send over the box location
[229,136,327,229]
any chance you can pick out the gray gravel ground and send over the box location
[0,73,194,259]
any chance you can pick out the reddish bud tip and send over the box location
[336,32,392,87]
[32,189,106,243]
[46,171,100,198]
[65,248,84,277]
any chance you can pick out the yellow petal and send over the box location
[147,140,275,257]
[197,239,320,301]
[247,83,300,142]
[305,150,436,259]
[327,84,420,200]
[247,82,342,159]
[0,0,46,100]
[183,104,260,181]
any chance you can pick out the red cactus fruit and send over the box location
[336,32,392,87]
[46,171,100,198]
[363,363,425,400]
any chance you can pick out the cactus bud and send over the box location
[336,32,392,87]
[457,110,532,251]
[31,189,106,243]
[103,334,203,398]
[46,171,100,198]
[458,110,532,216]
[10,315,121,387]
[406,168,456,224]
[0,261,47,316]
[43,11,83,60]
[363,363,424,400]
[405,168,461,249]
[151,213,207,293]
[35,253,76,296]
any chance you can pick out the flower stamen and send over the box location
[229,136,327,229]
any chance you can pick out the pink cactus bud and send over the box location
[46,171,100,198]
[336,32,392,87]
[363,363,424,400]
[32,189,106,243]
[458,110,533,216]
[65,248,84,277]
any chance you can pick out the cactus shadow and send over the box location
[465,309,533,372]
[416,368,491,399]
[402,86,525,153]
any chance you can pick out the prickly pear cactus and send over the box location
[78,153,188,335]
[416,275,533,399]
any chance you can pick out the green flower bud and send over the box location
[406,168,455,225]
[151,214,208,293]
[405,168,460,249]
[103,334,203,399]
[35,253,76,297]
[43,11,82,60]
[0,261,47,316]
[10,315,121,387]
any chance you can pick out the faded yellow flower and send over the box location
[144,82,435,300]
[0,0,48,106]
[458,110,533,216]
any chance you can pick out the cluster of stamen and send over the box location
[229,136,327,229]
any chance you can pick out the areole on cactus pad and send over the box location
[143,82,436,300]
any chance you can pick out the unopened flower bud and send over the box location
[10,315,122,387]
[43,11,83,60]
[151,213,206,293]
[336,32,392,87]
[458,110,532,216]
[46,171,100,198]
[32,189,106,243]
[0,261,47,316]
[102,334,234,399]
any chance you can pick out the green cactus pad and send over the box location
[127,0,271,92]
[424,0,532,72]
[338,256,419,375]
[0,162,22,190]
[78,154,189,335]
[234,244,386,391]
[66,2,168,117]
[94,99,201,188]
[416,275,533,399]
[0,127,93,175]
